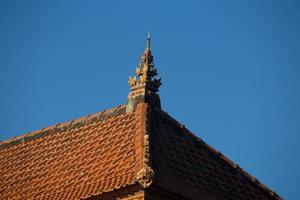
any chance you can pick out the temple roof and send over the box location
[0,35,283,200]
[0,102,283,200]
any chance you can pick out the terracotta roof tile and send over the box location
[0,103,282,199]
[148,106,283,200]
[0,105,143,200]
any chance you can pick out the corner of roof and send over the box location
[132,103,155,189]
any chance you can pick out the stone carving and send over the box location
[135,133,154,188]
[126,34,162,112]
[128,35,161,93]
[135,165,154,188]
[128,76,137,87]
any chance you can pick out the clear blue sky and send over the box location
[1,1,299,199]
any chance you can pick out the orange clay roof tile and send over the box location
[0,105,144,200]
[0,103,282,200]
[148,106,283,200]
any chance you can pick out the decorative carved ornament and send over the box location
[128,35,161,93]
[135,134,154,188]
[135,165,154,188]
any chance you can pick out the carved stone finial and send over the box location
[135,166,154,188]
[127,39,161,91]
[126,33,162,112]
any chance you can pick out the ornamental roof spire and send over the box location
[126,33,162,112]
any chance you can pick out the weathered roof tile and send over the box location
[148,107,283,200]
[0,105,143,200]
[0,103,282,200]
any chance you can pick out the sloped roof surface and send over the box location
[0,103,282,200]
[0,105,142,200]
[148,107,282,200]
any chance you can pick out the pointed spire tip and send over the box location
[146,31,151,50]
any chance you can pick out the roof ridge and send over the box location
[156,108,283,200]
[133,103,155,188]
[0,105,126,150]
